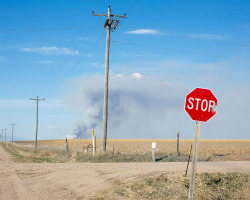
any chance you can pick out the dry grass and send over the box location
[15,139,250,161]
[95,172,250,200]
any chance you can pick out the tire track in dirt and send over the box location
[0,145,33,200]
[0,145,250,199]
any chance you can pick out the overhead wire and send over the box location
[0,25,102,33]
[24,0,250,98]
[40,1,107,96]
[116,40,250,63]
[45,31,106,96]
[34,1,104,96]
[124,0,141,14]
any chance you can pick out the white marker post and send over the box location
[152,142,156,162]
[185,88,218,200]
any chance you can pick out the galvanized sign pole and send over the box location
[188,121,201,200]
[185,88,218,200]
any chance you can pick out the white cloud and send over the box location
[115,74,124,78]
[125,29,226,40]
[21,46,79,55]
[188,33,228,40]
[126,29,161,35]
[131,73,144,79]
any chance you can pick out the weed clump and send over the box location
[99,173,250,200]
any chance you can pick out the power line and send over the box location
[44,31,106,97]
[34,5,104,96]
[0,25,102,34]
[116,40,250,63]
[124,0,141,14]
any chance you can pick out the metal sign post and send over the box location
[188,122,201,200]
[185,88,218,200]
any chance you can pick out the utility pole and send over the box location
[92,6,126,152]
[4,129,7,141]
[30,96,45,148]
[1,130,3,142]
[10,123,17,144]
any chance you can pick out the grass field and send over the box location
[1,140,249,199]
[13,139,250,162]
[98,172,250,200]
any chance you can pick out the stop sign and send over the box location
[185,88,217,122]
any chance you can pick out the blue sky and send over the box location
[0,0,250,141]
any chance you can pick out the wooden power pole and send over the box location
[10,123,16,144]
[92,6,126,152]
[30,96,45,148]
[4,129,7,141]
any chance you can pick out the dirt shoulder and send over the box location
[0,144,250,200]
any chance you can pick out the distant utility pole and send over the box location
[1,130,3,142]
[92,6,126,152]
[4,129,7,141]
[10,123,17,144]
[30,96,45,148]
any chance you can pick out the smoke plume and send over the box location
[61,73,189,139]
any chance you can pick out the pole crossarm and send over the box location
[92,13,127,18]
[30,98,46,101]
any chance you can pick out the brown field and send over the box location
[1,141,250,199]
[14,139,250,161]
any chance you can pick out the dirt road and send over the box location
[0,146,249,200]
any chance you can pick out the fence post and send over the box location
[177,131,180,156]
[65,137,68,154]
[185,144,192,177]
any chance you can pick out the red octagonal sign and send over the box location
[185,88,217,122]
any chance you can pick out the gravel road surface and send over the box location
[0,145,249,199]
